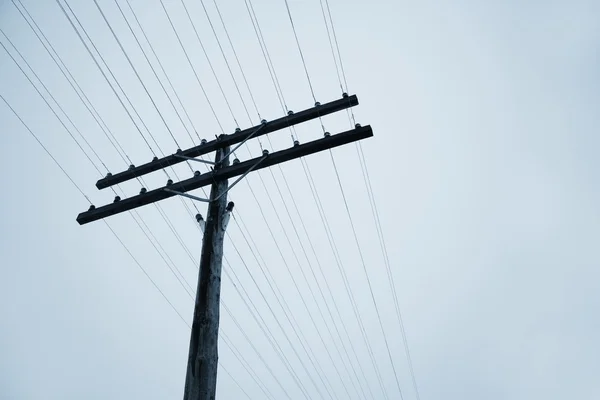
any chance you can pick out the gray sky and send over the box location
[1,0,599,399]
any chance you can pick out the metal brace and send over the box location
[219,124,266,163]
[173,154,215,165]
[163,154,268,203]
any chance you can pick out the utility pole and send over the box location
[75,94,373,400]
[183,146,229,400]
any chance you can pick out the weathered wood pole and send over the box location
[183,146,230,400]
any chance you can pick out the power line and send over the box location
[321,3,422,398]
[55,0,157,155]
[225,223,322,400]
[158,0,225,134]
[235,4,382,398]
[211,0,261,120]
[0,29,105,177]
[124,0,200,143]
[197,0,253,124]
[1,92,190,328]
[236,183,339,400]
[329,151,404,399]
[300,156,382,400]
[92,0,182,148]
[0,93,90,203]
[177,0,239,128]
[218,363,254,400]
[111,0,197,147]
[237,4,378,398]
[12,0,131,166]
[269,164,372,400]
[282,0,316,102]
[244,0,287,112]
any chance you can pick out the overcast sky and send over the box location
[1,0,599,399]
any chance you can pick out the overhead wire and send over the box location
[223,228,314,400]
[330,152,403,399]
[211,0,261,120]
[222,260,307,400]
[275,1,412,398]
[0,92,189,328]
[198,0,253,124]
[322,2,422,398]
[92,0,183,149]
[0,93,90,203]
[239,2,377,398]
[176,0,239,128]
[282,0,316,102]
[110,0,197,147]
[257,169,354,399]
[236,183,339,400]
[158,0,225,134]
[12,0,131,166]
[124,0,201,142]
[220,333,275,400]
[1,23,197,305]
[219,363,254,400]
[0,30,104,177]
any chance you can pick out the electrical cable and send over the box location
[158,0,225,134]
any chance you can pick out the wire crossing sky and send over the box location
[1,0,599,399]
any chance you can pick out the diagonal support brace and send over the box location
[163,155,267,203]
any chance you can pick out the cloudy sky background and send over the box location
[1,0,599,399]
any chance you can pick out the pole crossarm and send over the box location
[76,125,373,225]
[96,94,359,189]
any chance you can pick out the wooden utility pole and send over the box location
[75,94,372,400]
[183,146,229,400]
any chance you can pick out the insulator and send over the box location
[140,188,147,194]
[201,139,207,144]
[176,148,182,154]
[287,110,294,116]
[262,149,269,156]
[88,204,96,211]
[194,171,201,177]
[324,131,331,137]
[167,179,173,186]
[233,158,240,164]
[106,172,112,178]
[235,127,241,133]
[294,140,300,146]
[128,164,135,170]
[314,101,321,106]
[152,156,158,162]
[113,196,121,203]
[355,123,361,128]
[261,119,267,124]
[342,92,348,98]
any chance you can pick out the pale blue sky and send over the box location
[1,0,599,399]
